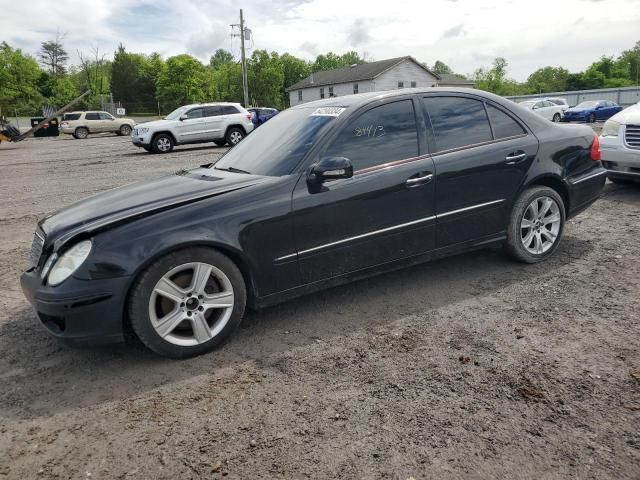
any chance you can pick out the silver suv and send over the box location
[131,103,254,153]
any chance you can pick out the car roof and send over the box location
[183,102,243,108]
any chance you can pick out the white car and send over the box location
[519,99,566,122]
[599,103,640,183]
[60,111,136,139]
[132,102,254,153]
[544,97,570,109]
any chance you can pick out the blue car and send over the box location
[248,108,279,128]
[562,100,623,123]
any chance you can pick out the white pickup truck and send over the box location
[599,102,640,183]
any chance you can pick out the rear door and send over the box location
[421,94,539,247]
[203,105,224,139]
[290,97,437,284]
[84,112,101,132]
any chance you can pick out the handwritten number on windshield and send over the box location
[354,125,385,138]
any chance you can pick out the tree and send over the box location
[0,42,43,115]
[38,32,68,76]
[311,51,365,72]
[156,54,206,110]
[279,53,311,106]
[110,44,144,103]
[431,60,453,75]
[526,66,569,93]
[247,50,285,108]
[209,49,234,69]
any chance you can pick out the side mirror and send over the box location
[308,157,353,186]
[179,114,188,121]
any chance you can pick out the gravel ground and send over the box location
[0,133,639,479]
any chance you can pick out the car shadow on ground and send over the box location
[120,144,228,157]
[0,236,594,420]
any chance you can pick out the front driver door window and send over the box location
[177,107,206,142]
[290,98,437,283]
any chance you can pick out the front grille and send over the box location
[625,125,640,149]
[133,127,138,136]
[30,229,45,267]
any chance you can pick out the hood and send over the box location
[564,107,591,114]
[608,103,640,124]
[135,118,177,129]
[40,168,267,249]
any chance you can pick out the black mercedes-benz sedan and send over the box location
[21,88,606,358]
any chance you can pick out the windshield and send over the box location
[165,106,190,120]
[576,101,599,108]
[213,106,341,176]
[519,101,536,109]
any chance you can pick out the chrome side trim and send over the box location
[274,214,437,262]
[274,198,507,262]
[436,199,505,218]
[570,169,607,185]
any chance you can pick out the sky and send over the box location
[2,0,640,81]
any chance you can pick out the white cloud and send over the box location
[2,0,639,81]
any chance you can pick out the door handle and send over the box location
[406,172,433,187]
[505,152,527,165]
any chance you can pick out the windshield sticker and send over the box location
[310,107,346,117]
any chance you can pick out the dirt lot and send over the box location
[0,133,639,479]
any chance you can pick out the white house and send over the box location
[286,56,473,107]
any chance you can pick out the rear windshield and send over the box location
[63,113,81,121]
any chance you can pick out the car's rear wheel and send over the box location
[504,186,565,263]
[225,127,245,146]
[588,113,596,123]
[119,124,132,136]
[552,113,561,122]
[128,247,246,358]
[152,133,174,153]
[214,140,226,147]
[74,127,89,139]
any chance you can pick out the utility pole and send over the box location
[231,10,250,107]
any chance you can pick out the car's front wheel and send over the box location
[225,127,245,146]
[128,247,247,358]
[152,133,174,153]
[504,186,565,263]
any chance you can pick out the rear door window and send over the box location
[85,112,100,121]
[423,96,493,152]
[486,104,526,139]
[204,106,222,117]
[324,99,419,171]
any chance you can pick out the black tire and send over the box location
[588,113,596,123]
[504,186,566,264]
[74,127,89,139]
[225,127,245,147]
[214,140,227,147]
[152,133,174,153]
[127,247,247,358]
[552,113,561,123]
[119,124,132,136]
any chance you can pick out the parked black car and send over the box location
[21,88,605,358]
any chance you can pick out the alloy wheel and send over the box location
[156,137,171,152]
[229,131,243,145]
[520,196,561,255]
[148,262,235,346]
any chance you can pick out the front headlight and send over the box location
[46,240,92,286]
[601,120,620,137]
[137,127,149,134]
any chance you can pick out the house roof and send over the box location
[286,56,440,91]
[436,73,474,86]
